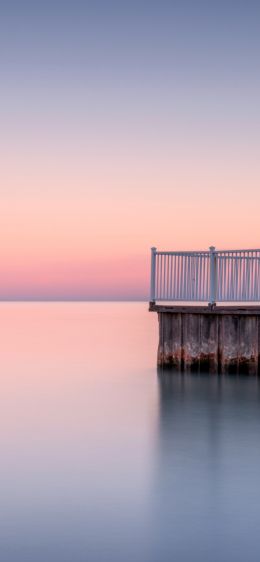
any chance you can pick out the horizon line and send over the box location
[0,298,148,303]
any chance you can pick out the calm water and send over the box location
[1,302,260,561]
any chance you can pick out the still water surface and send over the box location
[1,302,260,561]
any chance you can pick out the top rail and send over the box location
[150,247,260,305]
[156,249,260,256]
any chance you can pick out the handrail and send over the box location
[150,247,260,305]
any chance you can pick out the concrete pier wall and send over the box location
[150,305,260,374]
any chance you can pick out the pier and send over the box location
[149,247,260,374]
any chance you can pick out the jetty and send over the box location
[149,247,260,374]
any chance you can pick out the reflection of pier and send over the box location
[149,247,260,374]
[152,373,260,560]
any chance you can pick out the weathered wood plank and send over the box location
[150,303,260,315]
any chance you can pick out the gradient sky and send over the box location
[1,0,260,299]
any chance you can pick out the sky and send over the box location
[1,0,260,300]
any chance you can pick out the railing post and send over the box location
[209,246,217,306]
[150,247,157,304]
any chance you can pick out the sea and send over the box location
[1,302,260,561]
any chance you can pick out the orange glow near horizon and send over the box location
[1,157,260,299]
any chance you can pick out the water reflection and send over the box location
[0,303,158,562]
[154,372,260,562]
[1,303,260,561]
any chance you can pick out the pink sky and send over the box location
[1,1,260,299]
[1,147,259,299]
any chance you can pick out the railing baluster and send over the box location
[150,247,156,302]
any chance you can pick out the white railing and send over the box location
[150,247,260,305]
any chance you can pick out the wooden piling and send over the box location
[150,304,260,374]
